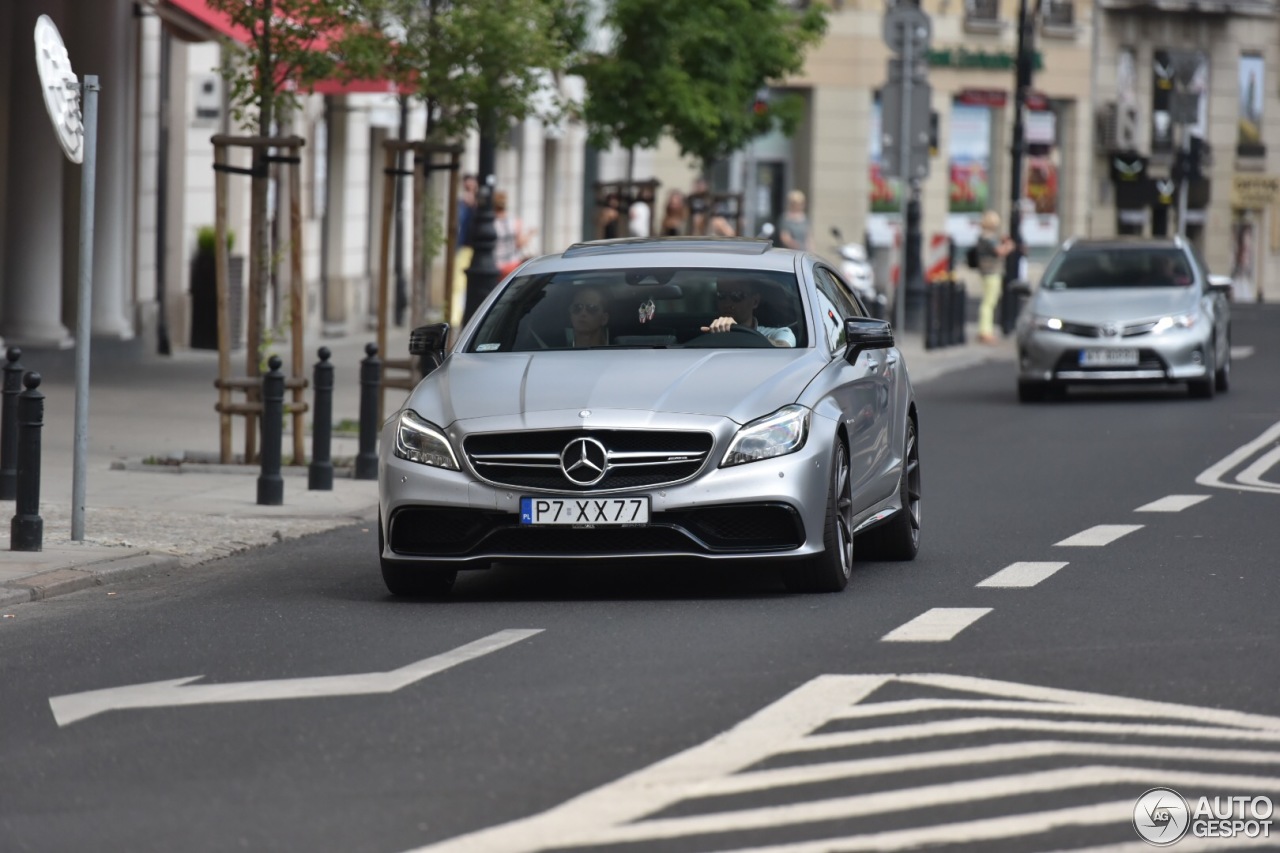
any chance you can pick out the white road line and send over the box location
[977,561,1069,588]
[1054,524,1143,546]
[1231,345,1255,359]
[1197,420,1280,495]
[1238,444,1280,489]
[1135,494,1211,512]
[880,608,991,642]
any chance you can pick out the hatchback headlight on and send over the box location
[1153,311,1200,332]
[1033,315,1063,331]
[722,405,810,467]
[394,410,459,470]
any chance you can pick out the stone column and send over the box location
[72,0,135,339]
[1,0,73,348]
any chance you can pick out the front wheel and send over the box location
[784,438,853,593]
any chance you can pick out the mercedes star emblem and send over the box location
[560,437,609,486]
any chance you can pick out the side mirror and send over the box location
[408,322,450,374]
[843,317,894,364]
[1207,274,1234,300]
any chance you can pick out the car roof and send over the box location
[1063,236,1189,253]
[523,237,804,274]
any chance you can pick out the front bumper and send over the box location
[379,411,839,566]
[1016,326,1212,384]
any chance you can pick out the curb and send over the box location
[0,552,182,608]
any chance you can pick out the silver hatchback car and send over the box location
[1014,236,1232,402]
[378,238,921,596]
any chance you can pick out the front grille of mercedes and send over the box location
[463,429,715,492]
[387,505,804,557]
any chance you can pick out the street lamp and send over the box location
[463,113,499,325]
[1009,0,1039,245]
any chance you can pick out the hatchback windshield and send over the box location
[1041,247,1196,290]
[466,267,808,352]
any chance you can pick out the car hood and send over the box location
[1033,287,1198,323]
[406,349,822,427]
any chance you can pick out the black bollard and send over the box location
[308,347,334,491]
[257,355,285,506]
[924,281,937,350]
[1,347,23,500]
[952,280,968,345]
[939,280,954,347]
[355,343,380,481]
[10,372,44,552]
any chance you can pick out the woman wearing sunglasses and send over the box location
[566,287,610,347]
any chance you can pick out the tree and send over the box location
[575,0,828,171]
[360,0,588,143]
[205,0,393,367]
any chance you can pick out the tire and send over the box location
[784,438,854,593]
[1189,344,1216,399]
[1215,338,1231,392]
[857,417,921,561]
[378,513,457,597]
[1017,380,1047,403]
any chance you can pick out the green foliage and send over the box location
[575,0,829,168]
[195,225,236,255]
[206,0,396,133]
[356,0,588,142]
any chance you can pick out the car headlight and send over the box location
[722,405,810,468]
[1152,311,1199,332]
[393,410,459,470]
[1033,315,1063,331]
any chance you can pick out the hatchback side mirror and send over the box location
[843,317,894,364]
[1207,274,1234,300]
[408,322,450,374]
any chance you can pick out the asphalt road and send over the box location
[3,305,1279,853]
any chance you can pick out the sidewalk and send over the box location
[0,324,1014,609]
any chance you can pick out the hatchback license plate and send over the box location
[1080,348,1138,367]
[520,497,650,526]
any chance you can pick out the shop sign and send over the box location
[927,48,1044,71]
[1231,174,1280,209]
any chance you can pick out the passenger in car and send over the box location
[701,277,796,347]
[566,286,610,347]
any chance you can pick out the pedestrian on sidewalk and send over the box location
[777,190,814,251]
[976,210,1014,344]
[493,190,535,277]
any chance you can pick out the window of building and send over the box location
[964,0,1002,32]
[1041,0,1076,37]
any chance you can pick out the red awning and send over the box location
[152,0,404,95]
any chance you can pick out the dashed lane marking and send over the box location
[880,607,991,642]
[403,674,1280,853]
[1054,524,1143,547]
[1230,345,1255,360]
[1197,420,1280,495]
[1135,495,1211,512]
[977,561,1070,588]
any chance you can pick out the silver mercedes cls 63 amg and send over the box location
[1014,236,1232,402]
[377,237,921,596]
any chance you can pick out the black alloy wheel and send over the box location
[784,438,853,593]
[858,417,921,561]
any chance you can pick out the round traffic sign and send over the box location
[882,4,932,56]
[34,15,83,164]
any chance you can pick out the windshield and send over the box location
[1041,247,1195,290]
[465,267,808,352]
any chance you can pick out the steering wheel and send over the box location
[683,324,775,349]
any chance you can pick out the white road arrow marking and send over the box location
[402,674,1280,853]
[1198,420,1280,495]
[48,628,542,727]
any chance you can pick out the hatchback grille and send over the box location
[1058,320,1162,338]
[464,429,715,492]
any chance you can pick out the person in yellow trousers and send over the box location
[975,210,1015,344]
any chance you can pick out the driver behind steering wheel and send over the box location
[701,276,796,347]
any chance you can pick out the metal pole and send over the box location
[355,343,381,481]
[308,347,334,491]
[1176,129,1191,237]
[11,372,45,552]
[1010,0,1030,246]
[71,75,99,542]
[257,355,285,506]
[895,33,913,335]
[1,348,23,500]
